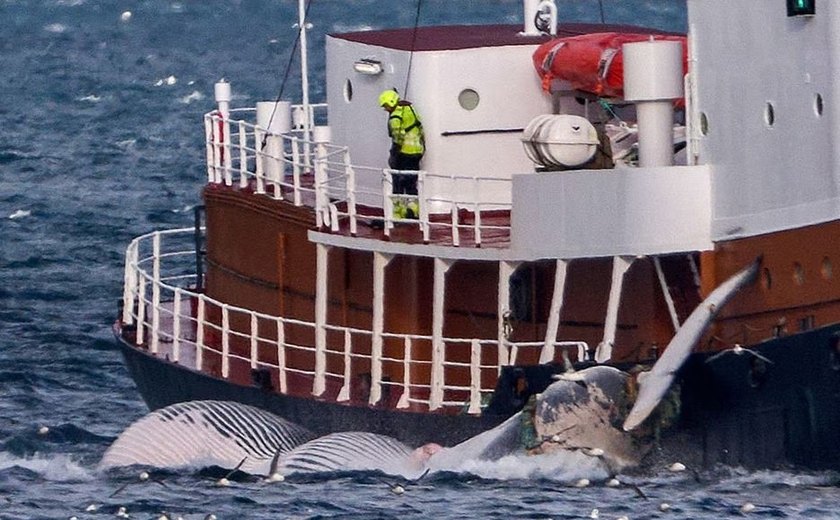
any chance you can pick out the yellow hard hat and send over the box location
[378,89,400,108]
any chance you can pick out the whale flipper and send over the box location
[99,400,314,475]
[623,258,761,431]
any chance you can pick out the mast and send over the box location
[298,0,311,145]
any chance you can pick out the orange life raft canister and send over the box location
[532,32,688,99]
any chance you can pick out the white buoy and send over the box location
[740,503,756,513]
[116,506,129,518]
[216,477,230,487]
[589,508,599,519]
[120,11,132,22]
[574,478,590,488]
[606,478,620,487]
[37,426,49,435]
[139,471,149,481]
[659,503,671,512]
[85,503,99,512]
[668,462,686,472]
[391,484,405,495]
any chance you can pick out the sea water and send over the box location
[0,0,838,518]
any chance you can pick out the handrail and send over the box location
[204,108,513,248]
[121,229,589,415]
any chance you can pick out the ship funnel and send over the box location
[622,39,684,167]
[522,0,557,36]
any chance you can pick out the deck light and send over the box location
[787,0,815,16]
[353,59,383,75]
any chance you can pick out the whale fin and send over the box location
[99,400,314,475]
[623,258,761,431]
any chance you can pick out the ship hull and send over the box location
[115,328,506,448]
[116,322,840,470]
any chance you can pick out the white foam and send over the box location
[332,23,373,33]
[0,453,94,482]
[44,23,68,34]
[155,76,177,87]
[179,91,204,104]
[430,450,609,482]
[78,94,101,102]
[8,209,31,220]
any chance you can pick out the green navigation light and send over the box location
[787,0,816,16]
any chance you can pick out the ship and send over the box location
[114,0,840,470]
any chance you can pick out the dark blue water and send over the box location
[1,0,838,518]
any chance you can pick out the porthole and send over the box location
[821,256,832,280]
[815,93,824,117]
[764,102,775,127]
[699,112,709,136]
[458,88,480,111]
[343,79,353,103]
[761,268,772,291]
[793,262,804,285]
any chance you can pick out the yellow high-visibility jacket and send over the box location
[388,103,424,156]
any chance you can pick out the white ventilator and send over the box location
[622,39,684,167]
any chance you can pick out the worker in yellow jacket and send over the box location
[379,89,424,219]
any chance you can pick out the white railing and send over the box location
[204,107,513,247]
[121,229,589,415]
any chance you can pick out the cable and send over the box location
[262,0,315,149]
[598,0,606,24]
[402,0,423,99]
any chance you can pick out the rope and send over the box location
[402,0,423,99]
[262,0,315,149]
[598,0,606,24]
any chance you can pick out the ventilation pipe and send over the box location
[622,39,684,167]
[256,101,292,185]
[214,80,231,119]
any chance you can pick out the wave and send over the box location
[0,452,94,482]
[43,23,68,34]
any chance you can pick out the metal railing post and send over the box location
[122,242,137,326]
[221,306,230,378]
[383,169,394,237]
[313,243,329,396]
[467,339,482,415]
[337,329,352,402]
[418,171,430,242]
[250,313,259,369]
[276,319,287,393]
[397,336,412,409]
[291,137,302,206]
[172,288,182,363]
[345,150,357,235]
[204,115,215,183]
[135,276,146,346]
[150,233,161,354]
[195,295,205,371]
[240,121,251,190]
